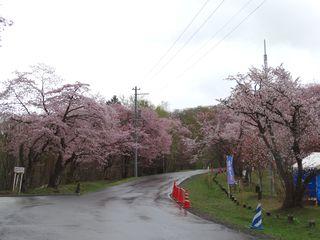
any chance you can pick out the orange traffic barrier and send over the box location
[171,181,191,209]
[179,188,184,204]
[172,180,177,199]
[177,187,181,203]
[184,190,191,209]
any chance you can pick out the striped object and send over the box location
[250,203,263,230]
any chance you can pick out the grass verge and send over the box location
[181,173,320,240]
[0,177,136,196]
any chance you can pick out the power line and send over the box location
[184,0,256,65]
[155,0,267,95]
[177,0,267,79]
[144,0,211,79]
[148,0,226,81]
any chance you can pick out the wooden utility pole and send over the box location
[133,86,140,178]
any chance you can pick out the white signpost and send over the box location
[13,167,25,193]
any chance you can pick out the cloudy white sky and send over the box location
[0,0,319,110]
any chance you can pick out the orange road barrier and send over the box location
[178,188,185,204]
[177,187,181,203]
[172,180,177,200]
[184,190,191,209]
[171,181,191,209]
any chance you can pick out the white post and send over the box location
[13,167,25,193]
[18,173,24,193]
[12,173,17,191]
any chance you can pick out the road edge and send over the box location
[177,173,276,240]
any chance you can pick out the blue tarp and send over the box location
[317,176,320,203]
[294,172,320,203]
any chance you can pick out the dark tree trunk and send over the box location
[18,144,28,192]
[25,149,35,189]
[257,168,263,192]
[66,161,79,184]
[48,154,64,189]
[122,156,130,178]
[257,121,307,209]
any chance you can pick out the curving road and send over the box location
[0,170,253,240]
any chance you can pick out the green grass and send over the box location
[0,177,136,196]
[181,173,320,240]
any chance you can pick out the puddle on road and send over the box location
[138,215,151,221]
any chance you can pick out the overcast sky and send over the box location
[0,0,319,110]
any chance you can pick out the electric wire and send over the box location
[178,0,267,79]
[155,0,267,95]
[184,0,256,66]
[148,0,226,81]
[144,0,211,79]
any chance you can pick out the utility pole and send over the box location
[133,86,140,178]
[263,40,275,196]
[132,86,149,178]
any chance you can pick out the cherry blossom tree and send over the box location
[0,64,121,189]
[220,65,320,208]
[197,106,247,172]
[240,129,271,189]
[0,64,201,189]
[168,118,197,171]
[138,108,172,164]
[107,103,175,177]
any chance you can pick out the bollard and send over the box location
[288,215,294,224]
[308,219,316,228]
[75,182,81,195]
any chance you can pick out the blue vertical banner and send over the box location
[226,155,236,185]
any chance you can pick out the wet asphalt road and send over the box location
[0,170,253,240]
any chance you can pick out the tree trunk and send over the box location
[66,161,78,184]
[272,156,306,208]
[281,178,305,208]
[18,144,28,192]
[48,154,64,189]
[25,149,35,189]
[122,156,130,178]
[257,169,263,192]
[259,123,306,209]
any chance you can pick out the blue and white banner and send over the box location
[226,155,236,185]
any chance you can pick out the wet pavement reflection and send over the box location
[0,170,254,240]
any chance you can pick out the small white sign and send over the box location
[14,167,25,173]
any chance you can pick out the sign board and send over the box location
[226,155,236,185]
[14,167,25,173]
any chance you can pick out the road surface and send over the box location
[0,170,253,240]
